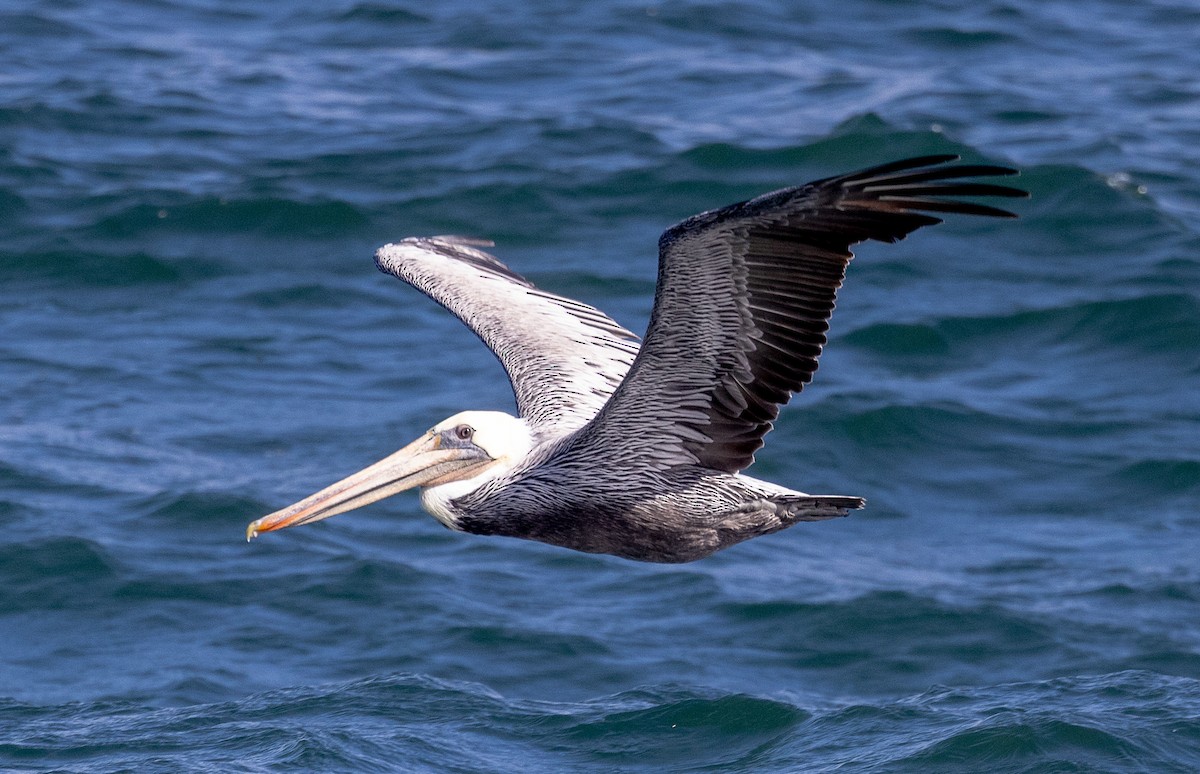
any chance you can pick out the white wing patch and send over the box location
[375,237,640,440]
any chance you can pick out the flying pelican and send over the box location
[247,155,1025,562]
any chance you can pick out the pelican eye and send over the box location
[454,424,474,441]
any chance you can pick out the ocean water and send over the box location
[2,0,1199,770]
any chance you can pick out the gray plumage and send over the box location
[365,155,1026,562]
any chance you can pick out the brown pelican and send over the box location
[247,155,1025,562]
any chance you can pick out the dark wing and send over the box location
[375,237,639,439]
[568,155,1026,472]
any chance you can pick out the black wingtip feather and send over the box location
[827,154,962,184]
[833,155,1028,225]
[865,182,1028,198]
[646,154,1025,473]
[875,196,1020,219]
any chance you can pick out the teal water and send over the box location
[2,1,1199,771]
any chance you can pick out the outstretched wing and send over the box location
[374,236,639,438]
[569,155,1027,472]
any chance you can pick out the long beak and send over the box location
[246,432,489,541]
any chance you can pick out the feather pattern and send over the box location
[374,236,640,440]
[566,154,1026,473]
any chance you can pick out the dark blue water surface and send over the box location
[2,0,1199,771]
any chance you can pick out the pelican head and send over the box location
[246,410,532,540]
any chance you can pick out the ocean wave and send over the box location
[1110,459,1200,497]
[719,590,1057,675]
[0,248,211,287]
[883,672,1200,773]
[236,283,366,309]
[844,293,1200,360]
[2,671,1197,772]
[91,197,369,240]
[331,4,431,25]
[904,26,1023,49]
[0,537,119,613]
[0,9,84,38]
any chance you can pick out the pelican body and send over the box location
[247,156,1025,562]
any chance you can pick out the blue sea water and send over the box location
[2,0,1199,770]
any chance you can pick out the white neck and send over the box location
[419,411,533,529]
